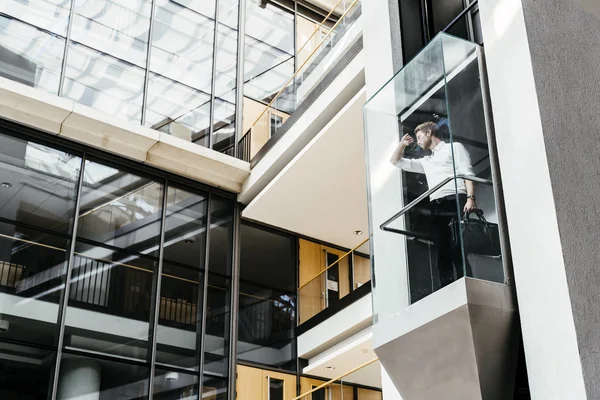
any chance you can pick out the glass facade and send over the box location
[0,0,242,154]
[0,123,236,399]
[238,221,297,371]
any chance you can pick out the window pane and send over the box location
[0,0,71,36]
[154,369,199,400]
[212,16,238,152]
[204,273,230,377]
[0,15,65,94]
[269,377,284,400]
[0,132,81,348]
[0,342,55,400]
[238,222,296,370]
[208,196,234,277]
[145,0,215,139]
[156,185,207,370]
[145,73,212,143]
[70,0,152,68]
[64,160,163,360]
[203,375,228,400]
[62,42,145,123]
[56,353,150,399]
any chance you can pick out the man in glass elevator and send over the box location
[390,121,476,287]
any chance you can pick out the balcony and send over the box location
[238,0,363,165]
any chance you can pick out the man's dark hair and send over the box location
[414,121,439,137]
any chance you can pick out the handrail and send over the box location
[246,0,361,135]
[379,174,493,231]
[0,232,271,301]
[296,0,344,56]
[291,357,378,400]
[442,0,479,33]
[297,237,369,291]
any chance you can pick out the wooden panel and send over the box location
[300,377,328,398]
[331,383,354,400]
[237,365,263,400]
[357,388,382,400]
[353,254,371,289]
[299,239,325,324]
[262,370,296,400]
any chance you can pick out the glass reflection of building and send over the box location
[0,128,233,399]
[0,0,334,157]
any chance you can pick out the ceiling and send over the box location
[242,90,368,250]
[303,327,381,388]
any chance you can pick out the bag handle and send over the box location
[463,209,487,223]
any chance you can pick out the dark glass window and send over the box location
[64,159,163,360]
[238,222,297,371]
[0,132,81,348]
[0,342,55,400]
[56,353,150,399]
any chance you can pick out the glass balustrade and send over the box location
[238,0,362,162]
[298,238,370,325]
[363,33,508,322]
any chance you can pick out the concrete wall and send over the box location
[520,0,600,396]
[479,0,600,398]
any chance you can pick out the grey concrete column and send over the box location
[479,0,600,398]
[57,358,102,400]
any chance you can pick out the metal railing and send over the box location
[293,357,379,400]
[239,0,362,162]
[298,237,370,325]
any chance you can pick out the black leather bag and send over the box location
[450,209,501,257]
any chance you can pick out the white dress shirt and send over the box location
[395,141,475,201]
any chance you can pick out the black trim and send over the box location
[296,282,371,336]
[237,360,297,375]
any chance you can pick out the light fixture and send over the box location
[361,349,369,354]
[184,238,195,244]
[165,372,179,382]
[324,366,335,371]
[1,182,12,188]
[353,230,363,235]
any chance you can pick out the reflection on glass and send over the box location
[145,73,212,142]
[0,342,55,399]
[203,375,228,400]
[204,273,230,377]
[269,377,284,400]
[1,0,72,36]
[0,15,66,94]
[208,196,233,277]
[62,42,146,123]
[56,353,149,400]
[156,185,207,370]
[70,0,152,68]
[0,133,81,347]
[146,0,215,138]
[64,159,163,360]
[212,16,237,149]
[154,369,199,400]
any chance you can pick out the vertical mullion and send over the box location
[141,0,158,126]
[57,0,77,97]
[227,202,241,399]
[208,0,221,149]
[233,0,247,158]
[198,192,212,395]
[50,152,87,400]
[148,177,169,398]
